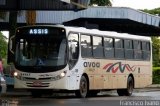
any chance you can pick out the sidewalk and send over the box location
[133,84,160,93]
[146,84,160,88]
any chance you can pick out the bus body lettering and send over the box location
[83,62,100,68]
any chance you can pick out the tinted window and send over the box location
[124,40,133,59]
[81,35,92,57]
[115,39,124,59]
[133,41,142,59]
[104,37,114,58]
[134,41,141,50]
[68,33,79,69]
[115,38,123,48]
[104,37,113,48]
[124,40,133,49]
[142,42,150,51]
[93,36,103,58]
[142,41,151,60]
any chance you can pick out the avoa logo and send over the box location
[83,62,100,68]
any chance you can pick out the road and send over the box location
[0,88,160,106]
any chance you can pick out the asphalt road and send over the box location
[1,88,160,106]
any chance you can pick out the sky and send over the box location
[1,0,160,38]
[112,0,160,10]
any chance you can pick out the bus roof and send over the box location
[17,25,151,41]
[64,26,151,41]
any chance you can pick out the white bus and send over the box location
[10,25,152,98]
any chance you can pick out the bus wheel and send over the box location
[75,76,88,98]
[125,76,134,96]
[117,76,134,96]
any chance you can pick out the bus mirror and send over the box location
[9,35,15,54]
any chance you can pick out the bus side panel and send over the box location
[127,61,152,88]
[83,59,152,90]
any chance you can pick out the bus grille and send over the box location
[26,82,50,87]
[24,77,52,81]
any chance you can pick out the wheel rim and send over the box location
[80,78,87,97]
[128,79,133,94]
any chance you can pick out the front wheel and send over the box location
[75,76,88,98]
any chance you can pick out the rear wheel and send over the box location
[75,76,88,98]
[125,76,134,96]
[117,76,134,96]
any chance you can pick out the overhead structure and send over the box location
[1,7,160,36]
[16,7,160,36]
[0,0,90,10]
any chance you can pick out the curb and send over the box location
[146,84,160,88]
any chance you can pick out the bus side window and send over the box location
[93,36,104,58]
[133,40,142,60]
[124,39,133,59]
[81,34,92,57]
[68,33,79,69]
[115,38,124,59]
[104,37,114,58]
[142,41,150,60]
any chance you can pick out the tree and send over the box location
[152,37,160,67]
[90,0,112,6]
[142,8,160,16]
[141,8,160,67]
[0,32,7,58]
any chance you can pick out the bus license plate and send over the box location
[33,80,42,86]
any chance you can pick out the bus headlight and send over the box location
[14,72,22,80]
[14,72,18,77]
[51,71,67,81]
[60,71,66,77]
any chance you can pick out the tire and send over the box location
[125,76,134,96]
[75,76,88,98]
[117,76,134,96]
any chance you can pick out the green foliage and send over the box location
[142,8,160,15]
[0,32,8,58]
[152,37,160,67]
[90,0,112,6]
[153,67,160,84]
[153,67,160,71]
[141,8,160,67]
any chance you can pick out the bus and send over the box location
[9,25,152,98]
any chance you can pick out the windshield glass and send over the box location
[15,34,67,67]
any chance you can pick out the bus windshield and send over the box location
[15,33,67,70]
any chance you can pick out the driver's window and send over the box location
[68,33,79,69]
